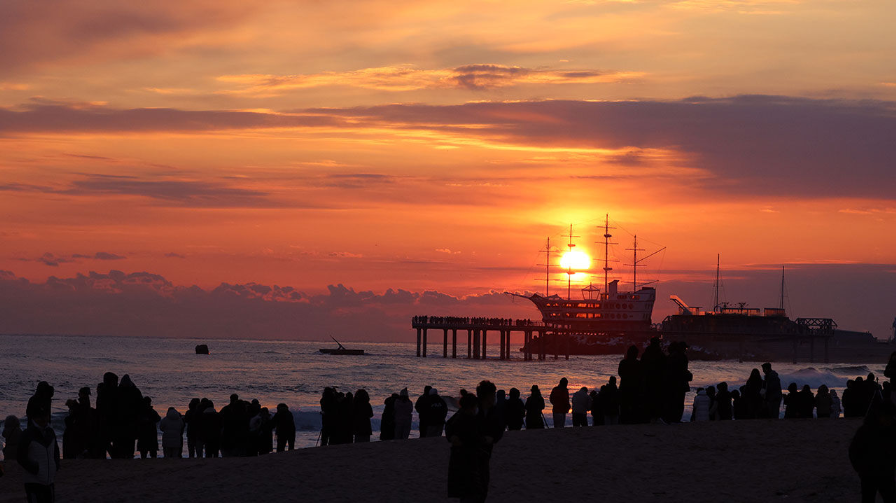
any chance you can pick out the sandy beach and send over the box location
[0,418,864,503]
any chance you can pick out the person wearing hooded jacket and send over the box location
[691,388,710,421]
[17,405,60,503]
[549,378,570,428]
[425,388,448,438]
[393,388,414,440]
[159,407,185,459]
[571,387,592,427]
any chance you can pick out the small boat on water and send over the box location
[319,337,364,355]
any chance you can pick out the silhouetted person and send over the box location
[816,385,833,418]
[850,400,896,503]
[662,341,692,423]
[95,372,119,458]
[353,389,373,443]
[3,415,22,461]
[618,345,643,424]
[336,391,354,444]
[425,388,448,437]
[831,390,842,418]
[784,383,800,419]
[381,393,398,441]
[115,374,143,458]
[571,387,591,427]
[26,381,54,422]
[74,387,100,459]
[600,376,620,425]
[415,386,432,438]
[446,381,503,502]
[446,392,479,501]
[137,396,161,459]
[160,407,185,459]
[220,394,251,456]
[716,382,732,420]
[17,405,59,503]
[394,388,414,439]
[691,388,710,421]
[744,368,764,419]
[640,337,666,422]
[524,385,545,429]
[589,389,602,426]
[62,399,81,459]
[255,407,273,454]
[550,378,570,428]
[320,387,338,446]
[184,398,201,458]
[799,385,816,418]
[762,362,783,419]
[199,399,221,457]
[705,385,718,420]
[272,403,295,452]
[504,388,525,431]
[844,380,859,418]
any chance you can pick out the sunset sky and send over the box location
[2,0,895,341]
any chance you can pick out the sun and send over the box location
[560,250,591,271]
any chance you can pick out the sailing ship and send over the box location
[514,220,891,361]
[516,216,662,354]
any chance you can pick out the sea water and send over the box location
[0,334,885,456]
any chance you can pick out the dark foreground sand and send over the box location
[0,418,864,503]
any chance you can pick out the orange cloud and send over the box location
[216,65,644,96]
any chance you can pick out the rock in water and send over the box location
[195,344,209,355]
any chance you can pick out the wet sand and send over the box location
[0,418,862,503]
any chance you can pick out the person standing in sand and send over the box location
[17,405,60,503]
[849,400,896,503]
[549,378,570,428]
[394,388,414,440]
[446,380,504,502]
[524,385,545,429]
[571,387,592,427]
[761,362,782,419]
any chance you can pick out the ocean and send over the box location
[0,334,885,457]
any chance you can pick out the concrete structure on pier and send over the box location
[411,316,570,360]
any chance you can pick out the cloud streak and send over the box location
[2,95,895,199]
[216,64,644,96]
[27,252,127,267]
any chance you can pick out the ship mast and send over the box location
[565,224,579,301]
[713,254,720,312]
[601,214,616,295]
[545,237,551,297]
[779,265,785,312]
[627,235,644,291]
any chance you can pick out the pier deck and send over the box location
[411,316,569,360]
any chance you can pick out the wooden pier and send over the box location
[411,316,567,360]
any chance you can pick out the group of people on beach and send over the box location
[4,350,896,503]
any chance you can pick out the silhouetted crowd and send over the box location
[413,316,531,326]
[4,350,896,503]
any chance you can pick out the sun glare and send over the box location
[560,250,590,271]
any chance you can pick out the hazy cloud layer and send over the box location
[0,1,253,75]
[0,270,528,341]
[1,264,893,342]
